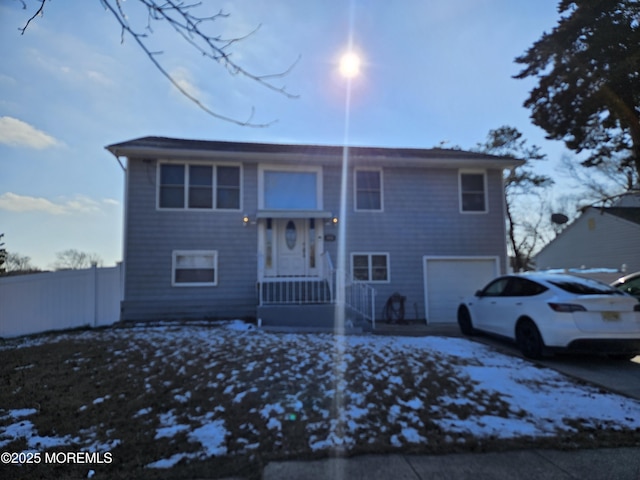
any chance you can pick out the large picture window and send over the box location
[172,250,218,286]
[351,253,389,282]
[264,171,317,209]
[259,166,322,210]
[459,171,487,213]
[355,169,383,211]
[159,163,241,210]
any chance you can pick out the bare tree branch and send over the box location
[18,0,300,127]
[18,0,45,34]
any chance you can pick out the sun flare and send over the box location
[339,52,361,78]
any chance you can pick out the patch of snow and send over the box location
[155,424,190,440]
[174,391,191,403]
[223,320,256,332]
[92,395,111,405]
[27,433,70,449]
[4,408,37,419]
[134,407,152,417]
[147,452,197,469]
[14,364,34,371]
[266,417,282,431]
[400,427,426,444]
[0,420,35,448]
[189,419,228,456]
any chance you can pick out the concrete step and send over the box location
[257,304,368,330]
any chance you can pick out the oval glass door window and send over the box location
[285,220,297,250]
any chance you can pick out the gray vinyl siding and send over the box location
[535,209,640,273]
[122,159,258,320]
[323,164,508,321]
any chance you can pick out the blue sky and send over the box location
[0,0,568,268]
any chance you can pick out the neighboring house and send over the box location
[535,193,640,275]
[106,137,521,327]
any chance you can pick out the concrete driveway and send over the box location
[376,322,640,401]
[471,332,640,401]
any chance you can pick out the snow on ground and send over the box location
[1,320,640,469]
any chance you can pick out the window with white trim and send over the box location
[159,163,241,210]
[172,250,218,286]
[459,171,487,213]
[258,165,323,210]
[351,253,389,282]
[355,168,383,211]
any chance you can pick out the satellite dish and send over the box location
[551,213,569,225]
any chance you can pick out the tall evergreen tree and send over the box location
[515,0,640,183]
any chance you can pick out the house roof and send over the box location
[105,136,524,169]
[604,207,640,226]
[535,206,640,261]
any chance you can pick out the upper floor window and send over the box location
[159,163,241,210]
[459,171,487,213]
[259,166,322,210]
[355,169,383,211]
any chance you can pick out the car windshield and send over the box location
[548,278,623,296]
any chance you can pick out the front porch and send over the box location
[256,263,376,330]
[254,209,376,329]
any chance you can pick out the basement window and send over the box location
[172,250,218,287]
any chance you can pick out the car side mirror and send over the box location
[475,290,483,297]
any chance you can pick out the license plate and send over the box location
[602,312,620,321]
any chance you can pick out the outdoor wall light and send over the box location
[242,214,250,226]
[331,216,339,225]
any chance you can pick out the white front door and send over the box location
[260,218,323,278]
[277,219,307,276]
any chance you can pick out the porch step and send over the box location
[257,304,366,330]
[260,279,332,305]
[261,325,364,334]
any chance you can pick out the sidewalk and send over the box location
[263,447,640,479]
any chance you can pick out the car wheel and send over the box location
[457,306,476,336]
[516,319,544,359]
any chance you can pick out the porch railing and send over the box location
[345,278,376,326]
[258,251,376,326]
[258,277,334,305]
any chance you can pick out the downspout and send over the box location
[108,149,127,173]
[106,149,128,321]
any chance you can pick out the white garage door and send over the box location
[424,257,498,323]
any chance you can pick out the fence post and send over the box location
[92,262,98,327]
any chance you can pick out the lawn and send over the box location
[1,320,640,479]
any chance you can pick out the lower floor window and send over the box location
[352,253,389,282]
[172,250,218,286]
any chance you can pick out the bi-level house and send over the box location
[106,137,522,328]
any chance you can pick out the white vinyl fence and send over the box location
[0,264,123,338]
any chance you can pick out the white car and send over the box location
[457,272,640,359]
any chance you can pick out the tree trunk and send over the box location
[505,200,522,272]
